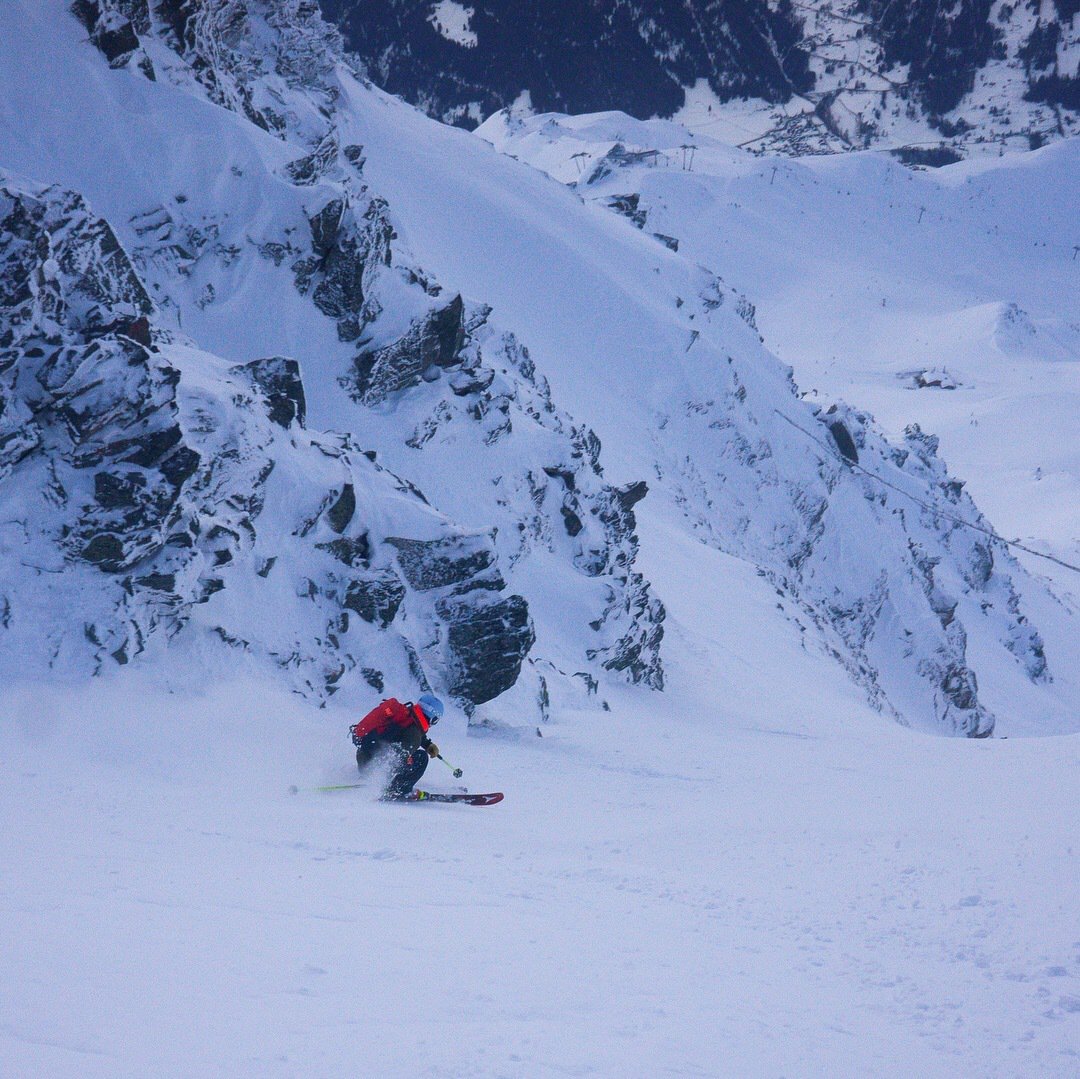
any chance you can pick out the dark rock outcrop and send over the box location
[242,356,306,429]
[72,0,153,73]
[343,570,406,627]
[387,532,501,593]
[294,194,393,337]
[353,295,466,404]
[827,419,859,465]
[437,592,535,705]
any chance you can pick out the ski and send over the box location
[296,784,503,805]
[396,790,504,806]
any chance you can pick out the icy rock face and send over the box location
[292,182,394,344]
[897,422,1047,686]
[72,0,347,135]
[121,0,664,693]
[388,534,535,704]
[168,0,345,138]
[56,0,666,707]
[0,176,534,705]
[159,0,660,695]
[352,294,466,405]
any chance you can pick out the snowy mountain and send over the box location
[479,107,1080,572]
[0,0,1075,736]
[323,0,1079,155]
[480,106,1080,724]
[3,3,1080,1076]
[2,0,666,718]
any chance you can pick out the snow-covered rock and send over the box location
[0,174,539,706]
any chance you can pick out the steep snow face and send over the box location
[320,0,1079,155]
[0,0,1066,735]
[479,109,1080,734]
[4,642,1079,1075]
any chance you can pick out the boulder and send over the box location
[343,570,406,628]
[353,295,466,404]
[437,592,535,705]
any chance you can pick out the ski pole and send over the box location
[434,753,464,779]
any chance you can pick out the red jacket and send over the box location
[351,698,430,744]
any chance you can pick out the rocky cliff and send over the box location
[0,175,536,706]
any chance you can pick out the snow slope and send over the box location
[3,482,1079,1074]
[3,574,1079,1076]
[481,109,1080,735]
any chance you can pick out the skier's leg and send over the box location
[384,746,429,798]
[355,735,380,772]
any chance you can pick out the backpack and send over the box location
[351,698,427,742]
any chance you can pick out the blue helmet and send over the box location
[417,693,444,724]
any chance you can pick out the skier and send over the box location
[350,693,445,798]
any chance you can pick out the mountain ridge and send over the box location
[321,0,1080,157]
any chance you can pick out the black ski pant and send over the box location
[356,738,429,796]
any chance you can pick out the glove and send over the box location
[350,726,362,747]
[426,741,440,759]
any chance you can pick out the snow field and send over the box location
[2,547,1078,1076]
